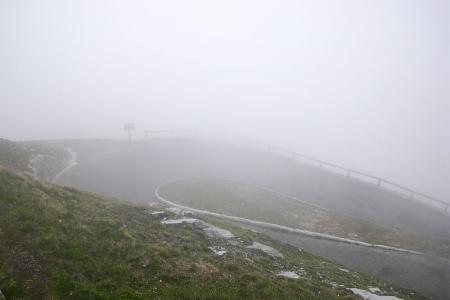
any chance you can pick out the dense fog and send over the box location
[1,0,449,199]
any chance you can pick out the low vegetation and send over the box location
[0,139,32,173]
[0,139,427,299]
[0,146,425,299]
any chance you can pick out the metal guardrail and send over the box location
[142,129,450,213]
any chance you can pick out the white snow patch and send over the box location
[160,217,235,241]
[349,288,402,300]
[208,246,227,256]
[277,271,299,279]
[165,207,185,215]
[161,218,200,225]
[203,225,235,239]
[247,242,283,258]
[339,268,350,273]
[150,211,165,215]
[369,287,382,293]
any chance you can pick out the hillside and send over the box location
[0,139,425,299]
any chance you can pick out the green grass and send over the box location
[0,139,32,173]
[0,140,427,299]
[0,170,426,300]
[159,178,450,258]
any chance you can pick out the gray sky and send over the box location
[1,0,449,199]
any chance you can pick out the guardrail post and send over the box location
[149,130,447,212]
[377,178,382,187]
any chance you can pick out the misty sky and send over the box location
[1,0,449,199]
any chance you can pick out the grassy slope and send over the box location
[159,178,450,258]
[0,174,427,299]
[0,139,32,173]
[0,139,425,299]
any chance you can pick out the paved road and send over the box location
[231,221,450,300]
[54,141,450,299]
[155,182,450,299]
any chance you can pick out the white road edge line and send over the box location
[52,147,78,183]
[154,179,425,256]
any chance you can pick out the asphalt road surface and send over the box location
[233,221,450,300]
